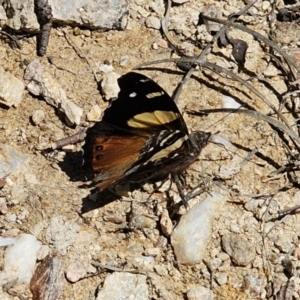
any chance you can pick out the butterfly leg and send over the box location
[172,173,189,208]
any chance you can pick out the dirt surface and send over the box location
[1,0,300,299]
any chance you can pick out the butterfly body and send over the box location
[83,72,210,194]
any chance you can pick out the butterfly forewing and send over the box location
[102,72,188,133]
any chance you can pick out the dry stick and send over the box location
[201,15,300,76]
[62,29,99,84]
[0,31,22,48]
[171,0,258,103]
[50,129,86,150]
[191,107,300,145]
[278,204,300,215]
[230,182,291,199]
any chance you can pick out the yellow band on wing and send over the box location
[127,111,180,128]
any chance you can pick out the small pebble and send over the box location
[6,214,17,222]
[145,16,161,30]
[144,247,160,257]
[82,29,91,37]
[209,257,222,270]
[86,104,101,122]
[155,38,168,49]
[215,272,228,285]
[101,72,120,100]
[37,245,50,261]
[66,261,87,283]
[96,272,148,300]
[244,274,263,297]
[0,197,7,214]
[2,228,19,237]
[97,63,114,73]
[186,286,214,300]
[274,232,294,253]
[119,55,129,66]
[160,209,173,236]
[31,109,45,125]
[222,233,255,266]
[152,42,158,50]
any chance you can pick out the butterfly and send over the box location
[83,72,210,204]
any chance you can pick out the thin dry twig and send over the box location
[62,29,99,84]
[190,107,300,146]
[171,0,258,103]
[49,129,86,150]
[0,31,22,48]
[278,204,300,215]
[201,15,300,77]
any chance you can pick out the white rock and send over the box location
[0,68,25,107]
[275,232,294,253]
[25,60,83,125]
[49,0,128,30]
[0,237,17,247]
[101,72,120,100]
[0,144,27,179]
[2,234,41,284]
[222,96,241,109]
[171,187,228,264]
[96,272,148,300]
[5,0,39,31]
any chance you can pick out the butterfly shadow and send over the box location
[55,151,123,214]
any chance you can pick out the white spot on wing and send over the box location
[146,91,164,99]
[129,92,137,98]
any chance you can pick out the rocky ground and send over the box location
[1,0,300,299]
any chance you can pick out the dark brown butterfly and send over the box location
[83,72,210,202]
